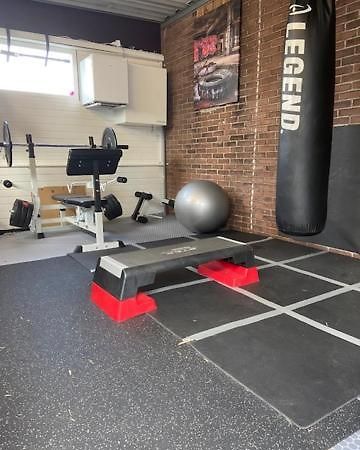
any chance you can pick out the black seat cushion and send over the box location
[52,195,107,208]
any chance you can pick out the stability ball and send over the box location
[174,180,230,233]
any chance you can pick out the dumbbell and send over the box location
[131,191,153,224]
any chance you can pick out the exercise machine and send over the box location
[91,236,259,322]
[53,146,126,252]
[0,122,128,241]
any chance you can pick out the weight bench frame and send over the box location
[53,194,107,241]
[60,148,123,252]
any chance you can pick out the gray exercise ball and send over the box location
[174,180,230,233]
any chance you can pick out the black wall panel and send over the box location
[0,0,161,52]
[294,125,360,253]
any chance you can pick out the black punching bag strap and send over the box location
[276,0,336,236]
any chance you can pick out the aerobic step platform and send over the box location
[91,237,259,322]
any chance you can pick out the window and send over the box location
[0,41,75,96]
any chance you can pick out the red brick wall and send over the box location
[162,0,360,236]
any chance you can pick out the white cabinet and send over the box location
[79,53,128,107]
[115,63,167,126]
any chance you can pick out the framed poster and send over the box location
[194,0,241,110]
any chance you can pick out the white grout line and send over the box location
[146,277,210,295]
[234,287,281,310]
[255,256,347,287]
[179,310,283,344]
[248,237,274,245]
[188,234,273,246]
[185,266,202,274]
[281,250,328,264]
[217,236,247,246]
[180,283,360,346]
[286,310,360,347]
[350,282,360,293]
[277,263,348,287]
[132,243,146,250]
[285,285,355,311]
[258,250,328,270]
[217,236,273,246]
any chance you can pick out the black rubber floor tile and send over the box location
[251,239,320,262]
[69,245,137,271]
[244,266,339,306]
[195,315,360,428]
[139,237,194,248]
[296,291,360,339]
[289,252,360,285]
[151,281,271,338]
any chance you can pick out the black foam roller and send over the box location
[276,0,335,235]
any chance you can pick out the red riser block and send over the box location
[90,282,157,322]
[197,261,259,287]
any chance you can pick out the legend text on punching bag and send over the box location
[281,22,306,131]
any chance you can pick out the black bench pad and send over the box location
[52,195,107,208]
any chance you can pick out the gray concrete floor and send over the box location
[0,216,193,266]
[0,229,94,266]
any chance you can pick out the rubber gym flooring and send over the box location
[0,218,359,449]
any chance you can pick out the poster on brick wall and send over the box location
[193,0,241,110]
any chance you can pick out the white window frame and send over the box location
[0,29,77,98]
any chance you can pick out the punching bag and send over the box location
[276,0,335,235]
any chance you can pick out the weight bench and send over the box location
[55,147,124,252]
[91,236,259,322]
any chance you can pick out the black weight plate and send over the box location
[102,128,118,150]
[3,121,13,167]
[10,199,34,228]
[104,194,122,221]
[9,199,21,227]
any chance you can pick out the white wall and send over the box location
[0,33,165,229]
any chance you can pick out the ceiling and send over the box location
[34,0,194,23]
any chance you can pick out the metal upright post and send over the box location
[92,160,104,246]
[27,134,44,239]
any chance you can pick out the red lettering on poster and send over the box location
[194,35,218,62]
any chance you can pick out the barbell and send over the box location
[0,121,127,167]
